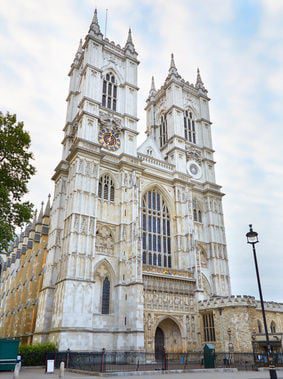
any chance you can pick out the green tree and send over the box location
[0,112,36,251]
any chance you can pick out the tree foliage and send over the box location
[0,112,36,251]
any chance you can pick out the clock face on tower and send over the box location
[98,128,121,151]
[187,160,202,179]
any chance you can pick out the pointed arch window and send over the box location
[98,175,115,202]
[257,319,263,333]
[193,199,202,223]
[184,110,196,144]
[270,321,276,333]
[102,72,117,111]
[102,277,110,314]
[160,114,168,147]
[142,189,171,268]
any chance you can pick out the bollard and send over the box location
[16,356,21,372]
[269,367,277,379]
[59,361,65,378]
[13,363,20,379]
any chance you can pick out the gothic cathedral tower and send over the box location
[34,9,231,352]
[34,10,144,350]
[142,55,231,300]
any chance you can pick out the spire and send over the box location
[124,28,136,54]
[36,201,44,225]
[78,38,83,54]
[30,209,37,231]
[127,28,133,44]
[44,194,51,217]
[149,76,156,98]
[74,39,83,64]
[92,8,99,24]
[167,53,181,80]
[89,8,103,38]
[24,223,31,237]
[170,53,176,70]
[195,67,207,92]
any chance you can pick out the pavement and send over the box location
[0,368,283,379]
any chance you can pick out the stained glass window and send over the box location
[102,277,110,314]
[142,189,171,268]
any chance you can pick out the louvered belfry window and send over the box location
[102,72,117,111]
[160,115,168,147]
[98,175,115,202]
[142,189,171,268]
[184,110,196,144]
[193,199,202,223]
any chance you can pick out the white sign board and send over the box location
[46,359,55,373]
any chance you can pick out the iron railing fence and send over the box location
[45,351,281,373]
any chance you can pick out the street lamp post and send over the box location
[246,224,277,379]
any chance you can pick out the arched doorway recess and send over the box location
[154,318,182,358]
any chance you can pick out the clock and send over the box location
[98,128,121,151]
[187,160,202,179]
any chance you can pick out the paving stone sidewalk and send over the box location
[0,368,282,379]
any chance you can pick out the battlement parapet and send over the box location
[198,295,283,312]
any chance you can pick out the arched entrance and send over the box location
[154,318,182,357]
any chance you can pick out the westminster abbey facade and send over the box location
[1,10,283,355]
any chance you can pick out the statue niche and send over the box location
[95,226,114,255]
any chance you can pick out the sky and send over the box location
[0,0,283,302]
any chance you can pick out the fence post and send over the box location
[165,351,168,370]
[100,348,106,373]
[184,353,188,369]
[66,348,70,369]
[162,348,168,370]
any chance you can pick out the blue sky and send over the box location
[0,0,283,301]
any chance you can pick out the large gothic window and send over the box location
[102,72,117,111]
[203,312,216,342]
[184,110,196,144]
[142,189,171,268]
[270,321,276,333]
[257,319,263,333]
[160,115,168,147]
[101,277,110,314]
[98,175,115,202]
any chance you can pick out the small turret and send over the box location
[88,8,103,38]
[43,194,51,218]
[166,53,181,80]
[148,76,156,98]
[124,28,136,54]
[195,68,207,93]
[74,39,83,65]
[36,202,44,225]
[30,210,37,231]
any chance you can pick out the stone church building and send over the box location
[1,10,283,355]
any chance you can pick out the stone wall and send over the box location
[0,199,50,343]
[198,295,283,352]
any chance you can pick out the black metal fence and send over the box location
[45,350,272,372]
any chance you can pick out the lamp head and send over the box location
[246,224,259,244]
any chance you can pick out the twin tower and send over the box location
[33,10,231,353]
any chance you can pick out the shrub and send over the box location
[19,342,57,366]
